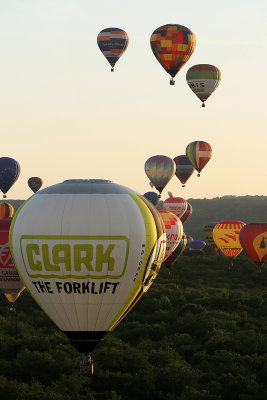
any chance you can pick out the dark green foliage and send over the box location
[1,255,267,399]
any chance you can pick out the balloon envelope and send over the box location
[239,223,267,267]
[213,220,246,264]
[158,209,183,261]
[163,196,187,219]
[97,28,129,71]
[173,155,195,186]
[0,157,20,197]
[0,218,25,303]
[163,233,187,268]
[143,192,159,206]
[186,64,221,107]
[150,24,196,84]
[28,177,43,193]
[10,179,166,353]
[180,202,193,224]
[189,240,206,250]
[0,202,14,218]
[203,222,218,251]
[144,155,176,195]
[186,141,212,175]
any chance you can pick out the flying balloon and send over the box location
[163,194,187,219]
[173,155,195,187]
[163,233,187,268]
[239,223,267,269]
[186,64,221,107]
[10,179,166,366]
[28,177,43,193]
[144,155,176,196]
[213,220,246,267]
[186,141,212,176]
[150,24,196,85]
[0,218,25,311]
[143,192,159,206]
[97,28,129,71]
[0,202,14,218]
[189,240,206,251]
[158,209,183,261]
[180,202,192,224]
[203,223,218,251]
[0,157,20,198]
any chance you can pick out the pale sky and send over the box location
[0,0,266,200]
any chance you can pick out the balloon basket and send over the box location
[170,79,175,86]
[197,173,200,177]
[202,103,205,108]
[111,67,114,72]
[3,195,6,198]
[80,354,94,375]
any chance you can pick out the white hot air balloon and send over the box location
[9,179,166,369]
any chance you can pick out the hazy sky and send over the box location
[0,0,266,200]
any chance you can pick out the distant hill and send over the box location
[2,196,267,241]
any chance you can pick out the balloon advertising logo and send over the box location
[20,235,129,279]
[0,242,14,268]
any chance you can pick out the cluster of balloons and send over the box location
[97,24,221,107]
[204,221,267,270]
[144,140,212,198]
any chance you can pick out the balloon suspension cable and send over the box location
[170,78,175,86]
[202,103,205,108]
[80,353,94,375]
[111,67,114,72]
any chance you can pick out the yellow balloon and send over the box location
[213,220,246,266]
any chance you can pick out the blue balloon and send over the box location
[143,192,159,206]
[0,157,20,198]
[189,240,206,250]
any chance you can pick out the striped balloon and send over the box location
[186,64,221,107]
[150,24,196,85]
[0,202,14,218]
[158,209,183,261]
[186,141,212,176]
[144,155,176,195]
[97,28,129,71]
[163,196,187,219]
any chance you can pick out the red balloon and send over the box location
[239,223,267,268]
[180,202,193,224]
[0,218,25,305]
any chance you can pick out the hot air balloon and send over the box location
[0,202,14,218]
[143,192,159,206]
[213,220,246,267]
[180,202,193,224]
[97,28,129,72]
[0,157,20,198]
[186,141,212,176]
[203,222,218,251]
[189,240,206,251]
[144,155,176,197]
[28,177,43,193]
[9,179,166,370]
[163,233,187,268]
[150,24,196,85]
[158,209,183,261]
[173,155,195,187]
[186,64,221,107]
[239,223,267,269]
[0,218,25,311]
[163,194,187,219]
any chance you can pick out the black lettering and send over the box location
[64,282,72,294]
[73,282,81,294]
[82,281,90,293]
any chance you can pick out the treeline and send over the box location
[1,253,267,399]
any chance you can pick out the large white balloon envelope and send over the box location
[9,179,166,354]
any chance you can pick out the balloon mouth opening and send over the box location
[62,179,113,184]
